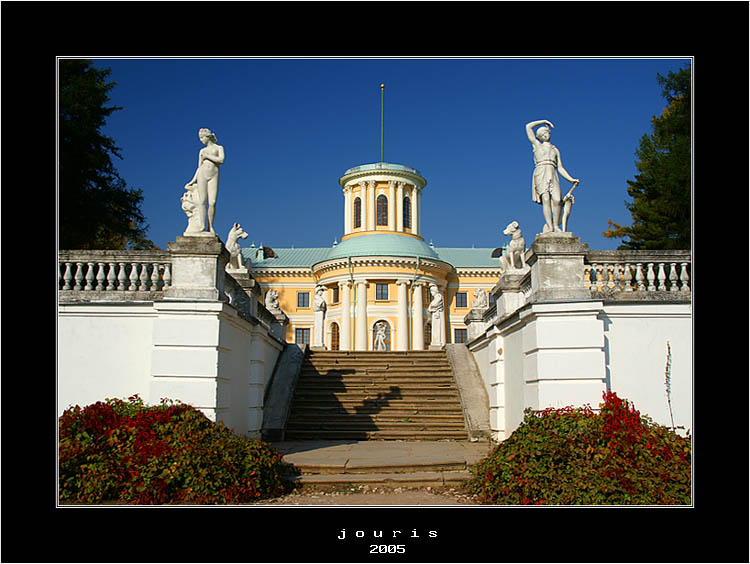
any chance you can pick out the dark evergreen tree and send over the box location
[604,65,691,249]
[59,60,154,249]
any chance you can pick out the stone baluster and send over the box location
[669,263,679,292]
[606,264,616,290]
[657,263,667,291]
[140,262,150,290]
[594,264,603,291]
[614,264,625,291]
[84,262,96,291]
[679,263,689,292]
[163,264,172,287]
[128,263,139,290]
[118,262,128,291]
[635,263,645,291]
[73,263,84,291]
[622,263,633,292]
[583,264,593,289]
[107,262,117,290]
[647,263,656,292]
[62,262,73,290]
[95,262,107,291]
[151,263,161,290]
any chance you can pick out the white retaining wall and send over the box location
[58,299,284,438]
[467,300,692,440]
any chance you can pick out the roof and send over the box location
[244,237,503,269]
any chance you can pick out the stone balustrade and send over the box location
[584,250,691,297]
[58,250,172,299]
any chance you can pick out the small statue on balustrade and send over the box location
[226,222,249,271]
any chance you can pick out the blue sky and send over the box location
[86,57,690,252]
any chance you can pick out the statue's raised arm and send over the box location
[525,119,554,145]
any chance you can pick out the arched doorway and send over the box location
[372,320,391,351]
[330,322,340,351]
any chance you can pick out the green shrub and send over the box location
[59,395,293,504]
[468,391,691,505]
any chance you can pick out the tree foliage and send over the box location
[59,60,154,249]
[604,65,691,249]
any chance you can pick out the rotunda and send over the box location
[245,161,503,351]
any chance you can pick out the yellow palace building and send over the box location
[244,161,503,351]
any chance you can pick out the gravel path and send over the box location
[248,484,483,505]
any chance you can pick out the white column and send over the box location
[358,182,367,231]
[396,182,404,232]
[344,186,352,235]
[412,187,420,236]
[396,280,409,350]
[355,280,368,350]
[388,181,396,229]
[412,282,424,350]
[367,181,375,231]
[340,281,351,351]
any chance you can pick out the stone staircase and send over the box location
[284,350,469,440]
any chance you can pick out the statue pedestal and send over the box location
[527,232,590,302]
[163,235,229,301]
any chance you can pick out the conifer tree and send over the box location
[59,60,154,249]
[604,65,691,249]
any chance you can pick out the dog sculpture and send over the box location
[499,221,527,271]
[226,222,249,270]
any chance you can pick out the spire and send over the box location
[380,83,385,163]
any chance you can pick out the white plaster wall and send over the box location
[468,299,692,440]
[601,303,692,432]
[59,300,284,438]
[58,303,156,414]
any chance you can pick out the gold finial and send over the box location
[380,83,385,89]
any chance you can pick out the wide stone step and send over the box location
[283,429,469,440]
[286,413,465,422]
[284,471,472,486]
[290,398,464,408]
[285,419,467,430]
[294,383,458,393]
[289,406,465,417]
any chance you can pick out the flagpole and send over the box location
[380,83,385,163]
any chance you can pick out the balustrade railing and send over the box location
[58,250,172,296]
[584,250,691,296]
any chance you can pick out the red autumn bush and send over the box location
[58,395,293,504]
[468,391,691,505]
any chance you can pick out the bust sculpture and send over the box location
[472,287,488,310]
[264,289,281,313]
[525,120,580,233]
[183,128,225,235]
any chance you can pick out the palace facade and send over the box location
[244,162,503,351]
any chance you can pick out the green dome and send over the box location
[324,234,440,262]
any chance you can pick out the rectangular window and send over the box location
[332,286,339,304]
[454,328,468,344]
[295,328,311,345]
[488,293,496,308]
[376,283,389,301]
[297,291,310,308]
[455,292,467,308]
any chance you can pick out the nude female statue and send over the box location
[525,120,579,233]
[184,128,225,234]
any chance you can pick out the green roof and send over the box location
[326,234,441,261]
[244,236,502,269]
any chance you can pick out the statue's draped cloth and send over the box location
[532,145,561,204]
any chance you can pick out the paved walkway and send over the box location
[271,440,494,485]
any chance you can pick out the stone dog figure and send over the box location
[226,222,249,270]
[499,221,527,271]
